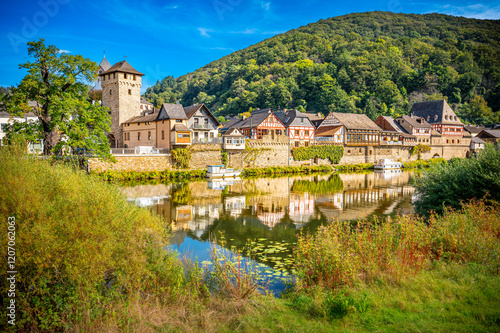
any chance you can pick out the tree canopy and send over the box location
[144,12,500,125]
[2,39,111,157]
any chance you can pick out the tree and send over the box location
[3,39,111,157]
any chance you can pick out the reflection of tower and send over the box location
[100,60,144,147]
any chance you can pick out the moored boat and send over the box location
[206,165,242,178]
[374,159,403,170]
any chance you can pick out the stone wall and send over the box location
[89,141,472,173]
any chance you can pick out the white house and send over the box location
[223,128,246,150]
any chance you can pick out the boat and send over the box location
[205,165,242,178]
[374,159,403,170]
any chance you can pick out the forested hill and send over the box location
[144,11,500,125]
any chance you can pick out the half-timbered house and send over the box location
[230,109,286,140]
[275,109,315,147]
[375,115,417,146]
[319,112,381,146]
[410,100,464,137]
[394,115,432,144]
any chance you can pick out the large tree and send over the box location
[3,39,111,157]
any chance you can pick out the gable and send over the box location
[318,112,342,128]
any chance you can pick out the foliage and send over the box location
[410,144,431,159]
[242,144,270,167]
[243,165,333,176]
[221,150,229,166]
[293,198,500,292]
[291,174,344,194]
[98,169,206,181]
[403,157,447,169]
[2,39,111,157]
[144,12,500,124]
[413,144,500,216]
[171,147,192,169]
[0,147,188,331]
[336,163,374,171]
[292,145,344,164]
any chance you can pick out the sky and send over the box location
[1,0,499,93]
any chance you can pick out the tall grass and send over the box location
[294,199,500,291]
[0,147,191,331]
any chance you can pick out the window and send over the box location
[138,132,141,141]
[305,130,309,136]
[162,131,164,140]
[305,141,309,147]
[204,118,209,125]
[162,119,164,124]
[452,139,455,144]
[148,131,151,140]
[446,139,449,144]
[128,89,131,95]
[103,76,105,81]
[145,122,150,125]
[127,133,130,140]
[124,73,127,79]
[113,73,115,79]
[176,119,182,123]
[295,141,299,147]
[109,89,112,95]
[138,123,140,126]
[124,133,127,142]
[133,75,136,81]
[177,133,189,138]
[276,130,282,135]
[295,130,299,135]
[457,139,460,144]
[300,118,304,123]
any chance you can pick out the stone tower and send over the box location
[100,60,144,147]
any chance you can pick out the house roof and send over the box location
[141,97,153,105]
[471,137,485,144]
[100,60,145,76]
[315,126,343,137]
[158,103,187,120]
[477,129,500,138]
[410,99,462,125]
[303,112,324,121]
[329,112,381,131]
[183,103,221,126]
[464,125,487,134]
[231,109,285,129]
[431,129,442,137]
[398,115,432,128]
[275,109,315,127]
[220,118,242,132]
[376,115,409,134]
[123,110,159,124]
[172,124,190,131]
[224,128,245,136]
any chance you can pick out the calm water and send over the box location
[119,170,416,293]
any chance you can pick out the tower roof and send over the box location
[99,55,111,72]
[99,60,145,76]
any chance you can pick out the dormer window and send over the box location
[445,115,448,120]
[427,116,430,121]
[454,116,457,121]
[434,115,438,121]
[124,73,127,79]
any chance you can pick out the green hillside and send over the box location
[144,11,500,125]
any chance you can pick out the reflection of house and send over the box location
[184,104,221,143]
[394,115,431,144]
[288,193,315,226]
[320,112,381,146]
[229,109,286,140]
[275,109,315,147]
[224,196,246,217]
[223,128,246,150]
[375,115,416,146]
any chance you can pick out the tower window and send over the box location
[138,132,141,141]
[113,73,115,79]
[109,89,112,95]
[128,89,131,95]
[148,131,151,140]
[162,130,164,140]
[124,73,127,79]
[133,75,136,81]
[103,76,105,81]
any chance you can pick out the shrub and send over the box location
[413,144,500,216]
[171,147,191,169]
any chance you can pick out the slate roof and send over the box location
[100,60,145,76]
[399,115,432,128]
[330,112,381,131]
[158,103,187,120]
[410,100,462,125]
[478,129,500,138]
[471,137,485,144]
[376,115,408,133]
[141,97,153,105]
[231,109,285,129]
[99,55,111,72]
[183,103,221,126]
[303,112,324,121]
[220,118,242,133]
[465,125,487,134]
[275,109,315,127]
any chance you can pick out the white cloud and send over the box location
[198,27,213,38]
[432,3,500,19]
[261,1,270,11]
[57,50,71,54]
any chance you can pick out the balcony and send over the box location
[192,137,222,144]
[380,141,402,146]
[192,123,216,130]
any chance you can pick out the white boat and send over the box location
[374,159,403,170]
[205,165,242,178]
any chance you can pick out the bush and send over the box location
[413,144,500,216]
[0,147,188,331]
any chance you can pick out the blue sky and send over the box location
[1,0,499,92]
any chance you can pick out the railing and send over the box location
[110,148,171,155]
[192,137,222,144]
[316,137,338,142]
[192,123,216,130]
[380,141,403,146]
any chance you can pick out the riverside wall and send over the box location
[88,142,471,173]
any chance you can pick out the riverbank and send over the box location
[2,147,498,332]
[96,158,447,181]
